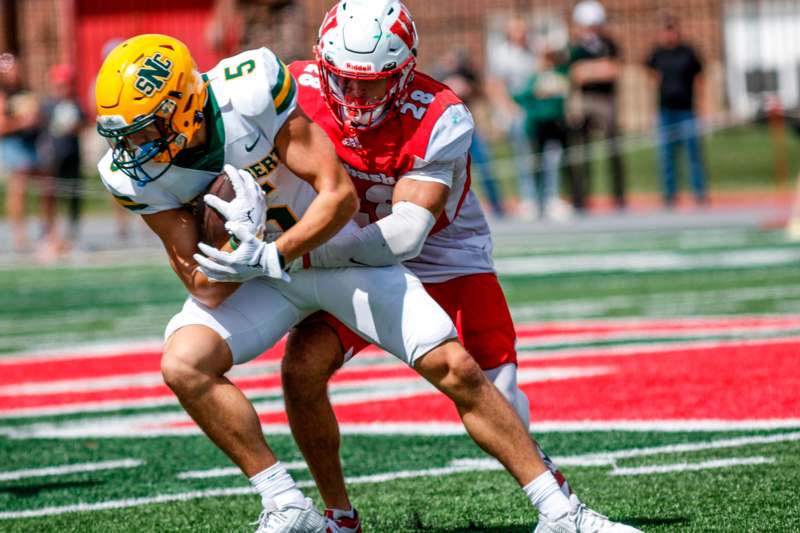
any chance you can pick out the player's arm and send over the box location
[142,208,240,308]
[272,108,358,262]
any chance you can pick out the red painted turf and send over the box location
[250,339,800,425]
[4,316,798,386]
[3,319,799,421]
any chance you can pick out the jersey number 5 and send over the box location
[224,59,256,80]
[260,181,299,232]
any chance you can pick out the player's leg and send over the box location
[161,325,273,475]
[311,268,572,515]
[437,273,573,497]
[413,341,640,532]
[302,267,640,531]
[162,279,324,531]
[423,274,528,424]
[281,317,363,530]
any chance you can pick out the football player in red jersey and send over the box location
[278,2,642,532]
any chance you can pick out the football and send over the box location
[194,173,235,248]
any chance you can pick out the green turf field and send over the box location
[1,225,799,532]
[1,430,798,532]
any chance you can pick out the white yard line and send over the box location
[6,419,799,441]
[574,430,800,461]
[176,461,308,480]
[0,459,505,520]
[517,335,800,361]
[510,286,800,321]
[0,459,142,482]
[494,248,800,276]
[0,486,256,520]
[515,326,800,350]
[609,456,776,476]
[0,339,165,364]
[2,429,796,520]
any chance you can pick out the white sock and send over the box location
[249,462,306,510]
[330,507,356,520]
[523,471,572,520]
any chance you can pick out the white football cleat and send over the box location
[253,498,325,533]
[533,495,642,533]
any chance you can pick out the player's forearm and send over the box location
[164,239,240,308]
[185,269,240,308]
[275,181,358,262]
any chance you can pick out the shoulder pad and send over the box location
[224,48,288,119]
[423,104,474,163]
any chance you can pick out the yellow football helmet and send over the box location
[95,34,207,183]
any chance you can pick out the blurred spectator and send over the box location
[89,38,134,242]
[486,16,538,218]
[513,43,574,221]
[38,64,85,256]
[645,16,708,207]
[568,0,626,211]
[0,53,41,252]
[435,49,505,217]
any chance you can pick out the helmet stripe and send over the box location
[319,7,338,39]
[390,7,415,51]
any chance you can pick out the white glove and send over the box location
[193,222,291,283]
[204,164,267,237]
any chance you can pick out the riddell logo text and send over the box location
[344,62,374,72]
[344,163,396,185]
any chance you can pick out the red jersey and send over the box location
[290,60,494,282]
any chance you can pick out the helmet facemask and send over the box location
[97,97,190,184]
[316,48,415,132]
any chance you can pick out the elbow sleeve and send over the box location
[308,202,436,268]
[375,201,436,262]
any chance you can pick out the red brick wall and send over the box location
[10,0,729,130]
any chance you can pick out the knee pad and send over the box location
[483,363,530,429]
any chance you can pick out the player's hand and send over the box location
[193,222,291,283]
[204,164,267,237]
